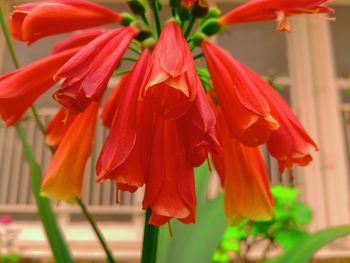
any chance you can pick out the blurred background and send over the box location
[0,0,349,262]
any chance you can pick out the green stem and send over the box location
[122,56,138,62]
[141,13,151,30]
[0,8,19,69]
[16,125,74,262]
[113,68,131,77]
[30,107,45,134]
[149,0,161,37]
[128,45,142,55]
[141,209,159,263]
[171,6,176,18]
[193,53,204,60]
[184,17,196,39]
[76,198,116,263]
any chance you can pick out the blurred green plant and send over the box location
[213,185,312,262]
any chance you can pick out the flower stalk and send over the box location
[148,0,162,37]
[76,197,117,263]
[141,209,159,263]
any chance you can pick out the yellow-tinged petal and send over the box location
[41,101,99,203]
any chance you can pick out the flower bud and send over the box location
[200,18,221,36]
[121,13,136,26]
[207,7,221,18]
[191,0,209,18]
[126,0,146,15]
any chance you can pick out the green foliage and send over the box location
[213,185,312,262]
[0,254,21,263]
[268,225,350,263]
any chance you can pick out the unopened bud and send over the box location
[126,0,146,15]
[121,13,136,26]
[207,7,221,18]
[200,18,221,36]
[191,0,209,18]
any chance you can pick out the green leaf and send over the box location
[157,195,226,263]
[267,225,350,263]
[16,125,74,262]
[195,162,211,206]
[275,228,309,250]
[271,186,299,206]
[290,204,312,225]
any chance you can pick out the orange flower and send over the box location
[142,117,196,226]
[142,21,197,119]
[220,0,334,32]
[0,48,77,126]
[41,101,99,203]
[213,105,274,224]
[45,107,77,149]
[10,0,121,44]
[202,40,279,147]
[54,27,137,111]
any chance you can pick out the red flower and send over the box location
[45,107,77,149]
[41,101,99,203]
[97,50,151,189]
[51,29,107,54]
[54,27,137,111]
[142,117,196,226]
[10,0,121,44]
[142,21,197,119]
[202,40,279,147]
[0,48,77,126]
[213,105,274,224]
[101,73,130,129]
[179,74,220,167]
[220,0,334,32]
[242,65,318,172]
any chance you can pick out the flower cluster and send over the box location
[0,0,332,225]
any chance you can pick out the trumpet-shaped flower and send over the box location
[213,105,274,224]
[142,117,196,226]
[97,50,151,188]
[202,40,279,147]
[41,101,99,203]
[142,21,197,119]
[242,64,318,172]
[54,27,137,111]
[0,48,77,126]
[10,0,121,44]
[220,0,333,32]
